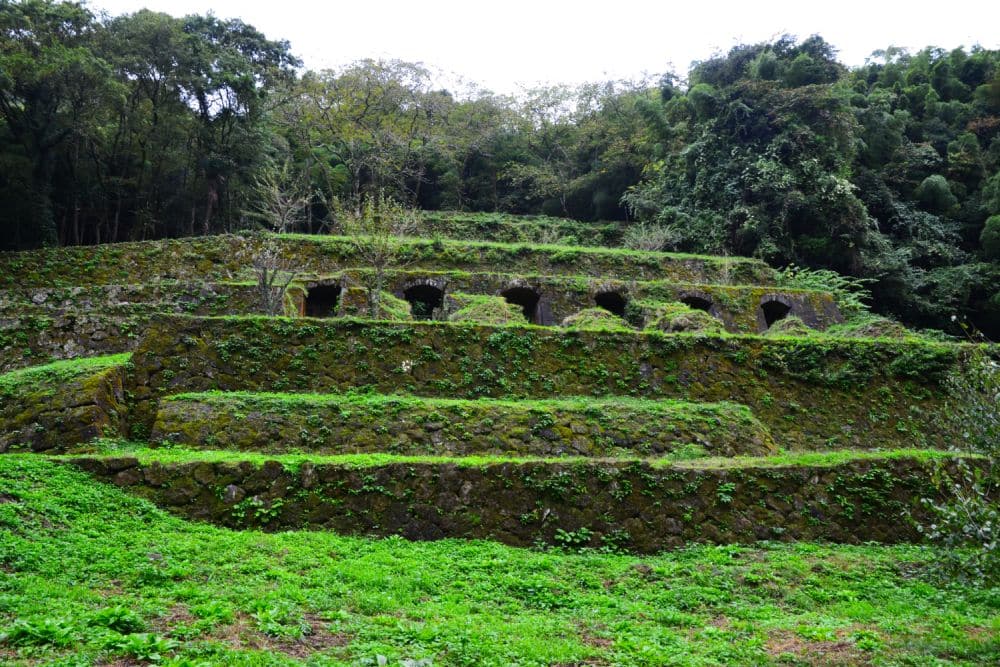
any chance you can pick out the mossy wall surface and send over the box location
[0,284,307,371]
[127,316,970,449]
[152,393,776,458]
[65,455,964,551]
[0,356,128,452]
[0,282,291,318]
[0,234,776,287]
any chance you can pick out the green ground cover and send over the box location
[62,439,967,471]
[0,456,997,666]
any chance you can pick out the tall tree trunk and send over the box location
[31,153,57,246]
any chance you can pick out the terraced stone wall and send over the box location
[66,455,967,551]
[0,282,285,316]
[127,316,974,449]
[0,311,145,372]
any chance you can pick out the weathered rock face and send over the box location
[0,283,305,372]
[64,455,967,552]
[0,361,128,453]
[127,315,969,450]
[0,312,143,372]
[151,394,777,458]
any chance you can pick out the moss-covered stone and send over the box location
[0,233,777,288]
[763,316,816,337]
[447,294,523,325]
[151,392,775,458]
[0,355,129,452]
[640,301,726,334]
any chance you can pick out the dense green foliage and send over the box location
[1,455,998,665]
[623,38,1000,335]
[1,2,998,334]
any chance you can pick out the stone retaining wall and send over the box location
[66,455,964,551]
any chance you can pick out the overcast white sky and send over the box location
[89,0,1000,93]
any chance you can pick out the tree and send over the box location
[0,0,112,245]
[338,191,415,318]
[982,215,1000,259]
[300,60,435,207]
[246,160,311,233]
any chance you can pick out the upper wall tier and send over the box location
[0,234,777,287]
[313,269,841,332]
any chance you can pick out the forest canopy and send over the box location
[1,1,998,335]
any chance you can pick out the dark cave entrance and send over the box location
[304,285,341,318]
[404,284,445,320]
[502,287,542,324]
[594,291,628,317]
[680,295,713,313]
[761,300,792,328]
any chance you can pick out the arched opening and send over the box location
[680,295,713,313]
[594,291,628,317]
[305,285,341,318]
[501,287,541,323]
[761,300,792,328]
[404,284,444,320]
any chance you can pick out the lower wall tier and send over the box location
[64,453,970,552]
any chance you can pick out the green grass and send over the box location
[279,232,765,266]
[60,440,968,470]
[0,354,130,395]
[0,455,997,665]
[163,389,754,420]
[176,311,979,350]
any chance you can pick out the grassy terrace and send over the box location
[1,455,997,666]
[0,233,775,288]
[58,440,967,470]
[0,354,130,396]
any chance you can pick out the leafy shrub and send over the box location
[776,264,873,319]
[621,222,677,251]
[0,617,76,647]
[251,601,311,639]
[90,606,146,634]
[107,632,179,663]
[920,350,1000,583]
[981,214,1000,260]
